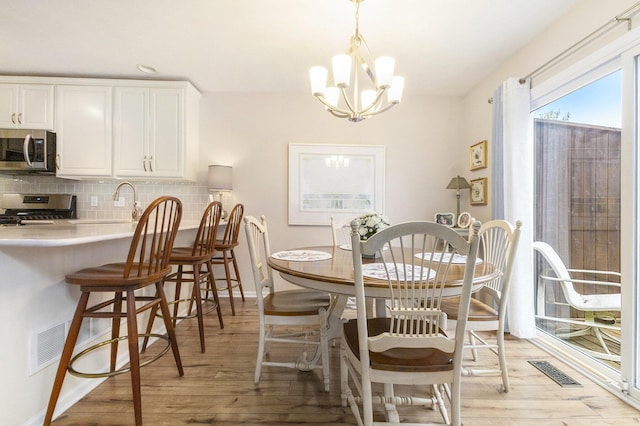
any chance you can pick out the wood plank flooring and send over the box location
[52,298,640,425]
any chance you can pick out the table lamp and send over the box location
[446,175,471,225]
[208,165,232,219]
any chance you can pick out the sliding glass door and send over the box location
[531,31,640,405]
[533,70,622,372]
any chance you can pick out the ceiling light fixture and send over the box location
[309,0,404,123]
[136,64,157,74]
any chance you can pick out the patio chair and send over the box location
[533,241,621,362]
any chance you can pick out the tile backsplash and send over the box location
[0,175,220,221]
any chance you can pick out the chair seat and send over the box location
[66,263,172,288]
[213,240,239,251]
[343,317,454,373]
[441,296,499,322]
[169,246,212,263]
[263,289,331,316]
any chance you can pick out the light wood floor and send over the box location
[52,298,640,425]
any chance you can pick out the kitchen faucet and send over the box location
[113,181,143,223]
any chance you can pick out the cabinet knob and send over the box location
[11,113,16,124]
[17,113,22,124]
[143,156,147,172]
[149,156,154,172]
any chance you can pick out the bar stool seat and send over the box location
[44,196,183,426]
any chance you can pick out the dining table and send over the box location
[268,244,499,340]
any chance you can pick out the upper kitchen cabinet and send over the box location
[55,85,113,178]
[0,83,54,129]
[114,82,200,181]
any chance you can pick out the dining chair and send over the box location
[342,219,481,426]
[244,214,332,391]
[211,203,245,315]
[142,200,224,354]
[44,196,183,426]
[533,241,621,361]
[331,215,351,247]
[440,219,522,393]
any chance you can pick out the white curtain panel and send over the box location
[491,77,536,338]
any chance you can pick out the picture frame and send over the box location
[470,177,488,205]
[470,140,487,171]
[434,212,456,228]
[288,144,385,225]
[457,211,471,228]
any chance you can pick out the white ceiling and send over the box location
[0,0,580,96]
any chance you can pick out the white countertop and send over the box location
[0,219,201,247]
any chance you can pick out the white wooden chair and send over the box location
[440,219,521,393]
[331,215,352,247]
[244,215,332,391]
[341,220,481,426]
[533,241,621,362]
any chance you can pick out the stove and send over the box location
[0,193,77,225]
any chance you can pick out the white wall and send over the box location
[462,0,639,210]
[197,91,465,289]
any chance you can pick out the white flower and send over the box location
[354,212,390,241]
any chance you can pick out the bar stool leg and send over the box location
[190,264,206,352]
[44,291,90,425]
[230,248,245,302]
[155,280,184,376]
[125,289,143,426]
[206,261,224,328]
[111,291,123,371]
[221,251,236,315]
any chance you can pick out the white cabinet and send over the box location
[113,87,184,178]
[0,84,54,129]
[113,83,199,181]
[55,85,113,178]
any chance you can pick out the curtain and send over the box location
[491,77,536,338]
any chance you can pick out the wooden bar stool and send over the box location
[142,200,224,354]
[211,203,245,315]
[44,196,183,426]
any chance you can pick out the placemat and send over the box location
[362,263,436,281]
[271,250,332,262]
[415,252,482,264]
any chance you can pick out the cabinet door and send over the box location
[19,84,54,129]
[0,84,54,129]
[55,85,113,177]
[113,87,149,177]
[149,88,184,178]
[0,84,18,128]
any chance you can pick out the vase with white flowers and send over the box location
[354,212,390,241]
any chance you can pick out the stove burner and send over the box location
[0,216,21,225]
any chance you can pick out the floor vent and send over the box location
[528,360,582,387]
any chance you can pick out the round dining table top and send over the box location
[268,245,499,298]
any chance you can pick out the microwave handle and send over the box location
[23,134,34,167]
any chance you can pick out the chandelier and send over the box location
[309,0,404,123]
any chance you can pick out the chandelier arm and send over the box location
[339,86,357,115]
[362,101,398,117]
[314,95,354,117]
[352,35,377,86]
[328,109,352,119]
[359,87,386,115]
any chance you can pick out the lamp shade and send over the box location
[446,175,471,190]
[208,165,232,191]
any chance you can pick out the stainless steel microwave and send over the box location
[0,129,56,174]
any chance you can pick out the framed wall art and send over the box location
[288,143,385,225]
[469,140,487,171]
[470,177,488,205]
